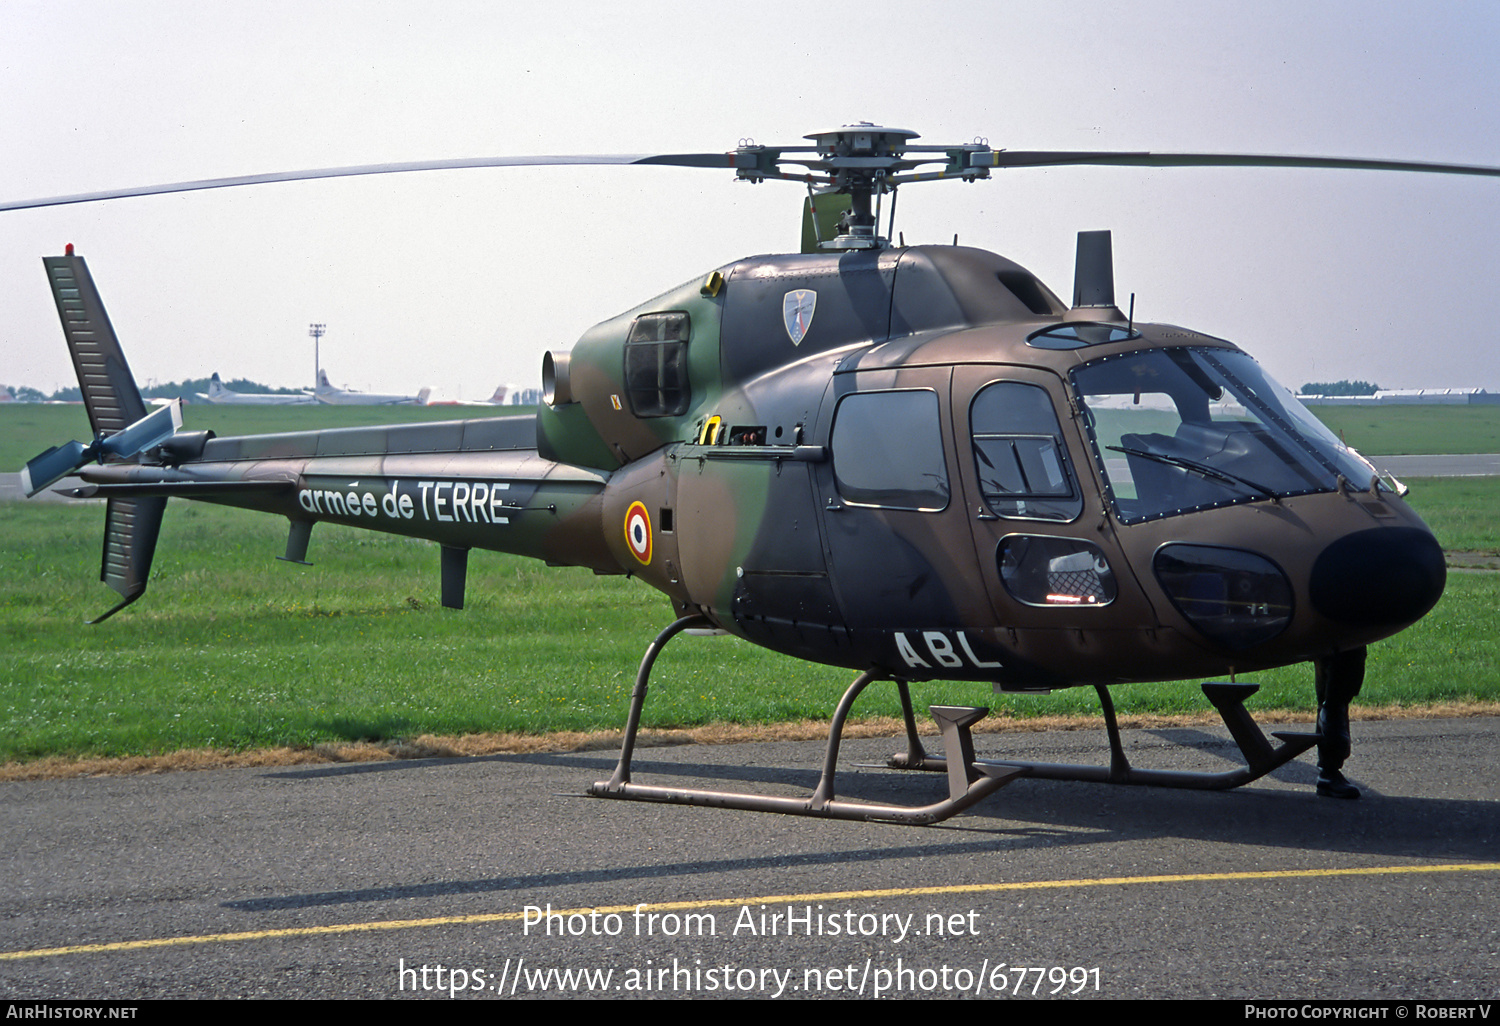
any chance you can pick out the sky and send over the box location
[3,1,1498,400]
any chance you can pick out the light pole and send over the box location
[308,323,326,391]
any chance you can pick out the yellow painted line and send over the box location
[4,862,1497,962]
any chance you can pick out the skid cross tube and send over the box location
[588,622,1023,825]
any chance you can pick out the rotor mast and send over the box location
[803,125,916,249]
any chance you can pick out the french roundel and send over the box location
[624,502,652,565]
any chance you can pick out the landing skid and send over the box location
[588,616,1320,825]
[889,681,1320,792]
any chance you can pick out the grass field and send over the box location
[1311,405,1500,455]
[0,404,1496,765]
[1402,478,1500,554]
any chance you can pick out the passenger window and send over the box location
[999,536,1116,607]
[970,382,1081,521]
[831,390,950,511]
[624,312,690,417]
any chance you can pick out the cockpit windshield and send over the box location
[1071,347,1381,524]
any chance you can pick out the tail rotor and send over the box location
[21,248,183,620]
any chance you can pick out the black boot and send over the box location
[1316,767,1360,799]
[1314,705,1358,799]
[1314,648,1365,799]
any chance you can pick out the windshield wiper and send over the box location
[1107,444,1279,500]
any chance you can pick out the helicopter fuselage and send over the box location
[77,243,1445,692]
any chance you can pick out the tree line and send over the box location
[1299,380,1381,396]
[7,377,307,402]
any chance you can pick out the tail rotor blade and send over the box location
[21,403,182,497]
[99,402,183,459]
[21,441,93,497]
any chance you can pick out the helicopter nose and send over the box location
[1308,527,1446,628]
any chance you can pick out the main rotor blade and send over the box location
[10,144,1497,214]
[0,153,733,212]
[980,150,1500,178]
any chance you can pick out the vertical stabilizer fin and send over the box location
[43,251,147,437]
[89,496,167,623]
[31,251,170,621]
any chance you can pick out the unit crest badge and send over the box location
[783,289,817,345]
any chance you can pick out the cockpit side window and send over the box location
[624,312,691,417]
[970,381,1082,521]
[830,389,950,511]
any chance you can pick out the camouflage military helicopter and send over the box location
[10,124,1486,824]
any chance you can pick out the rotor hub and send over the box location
[803,123,920,160]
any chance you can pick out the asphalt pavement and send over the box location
[2,715,1496,999]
